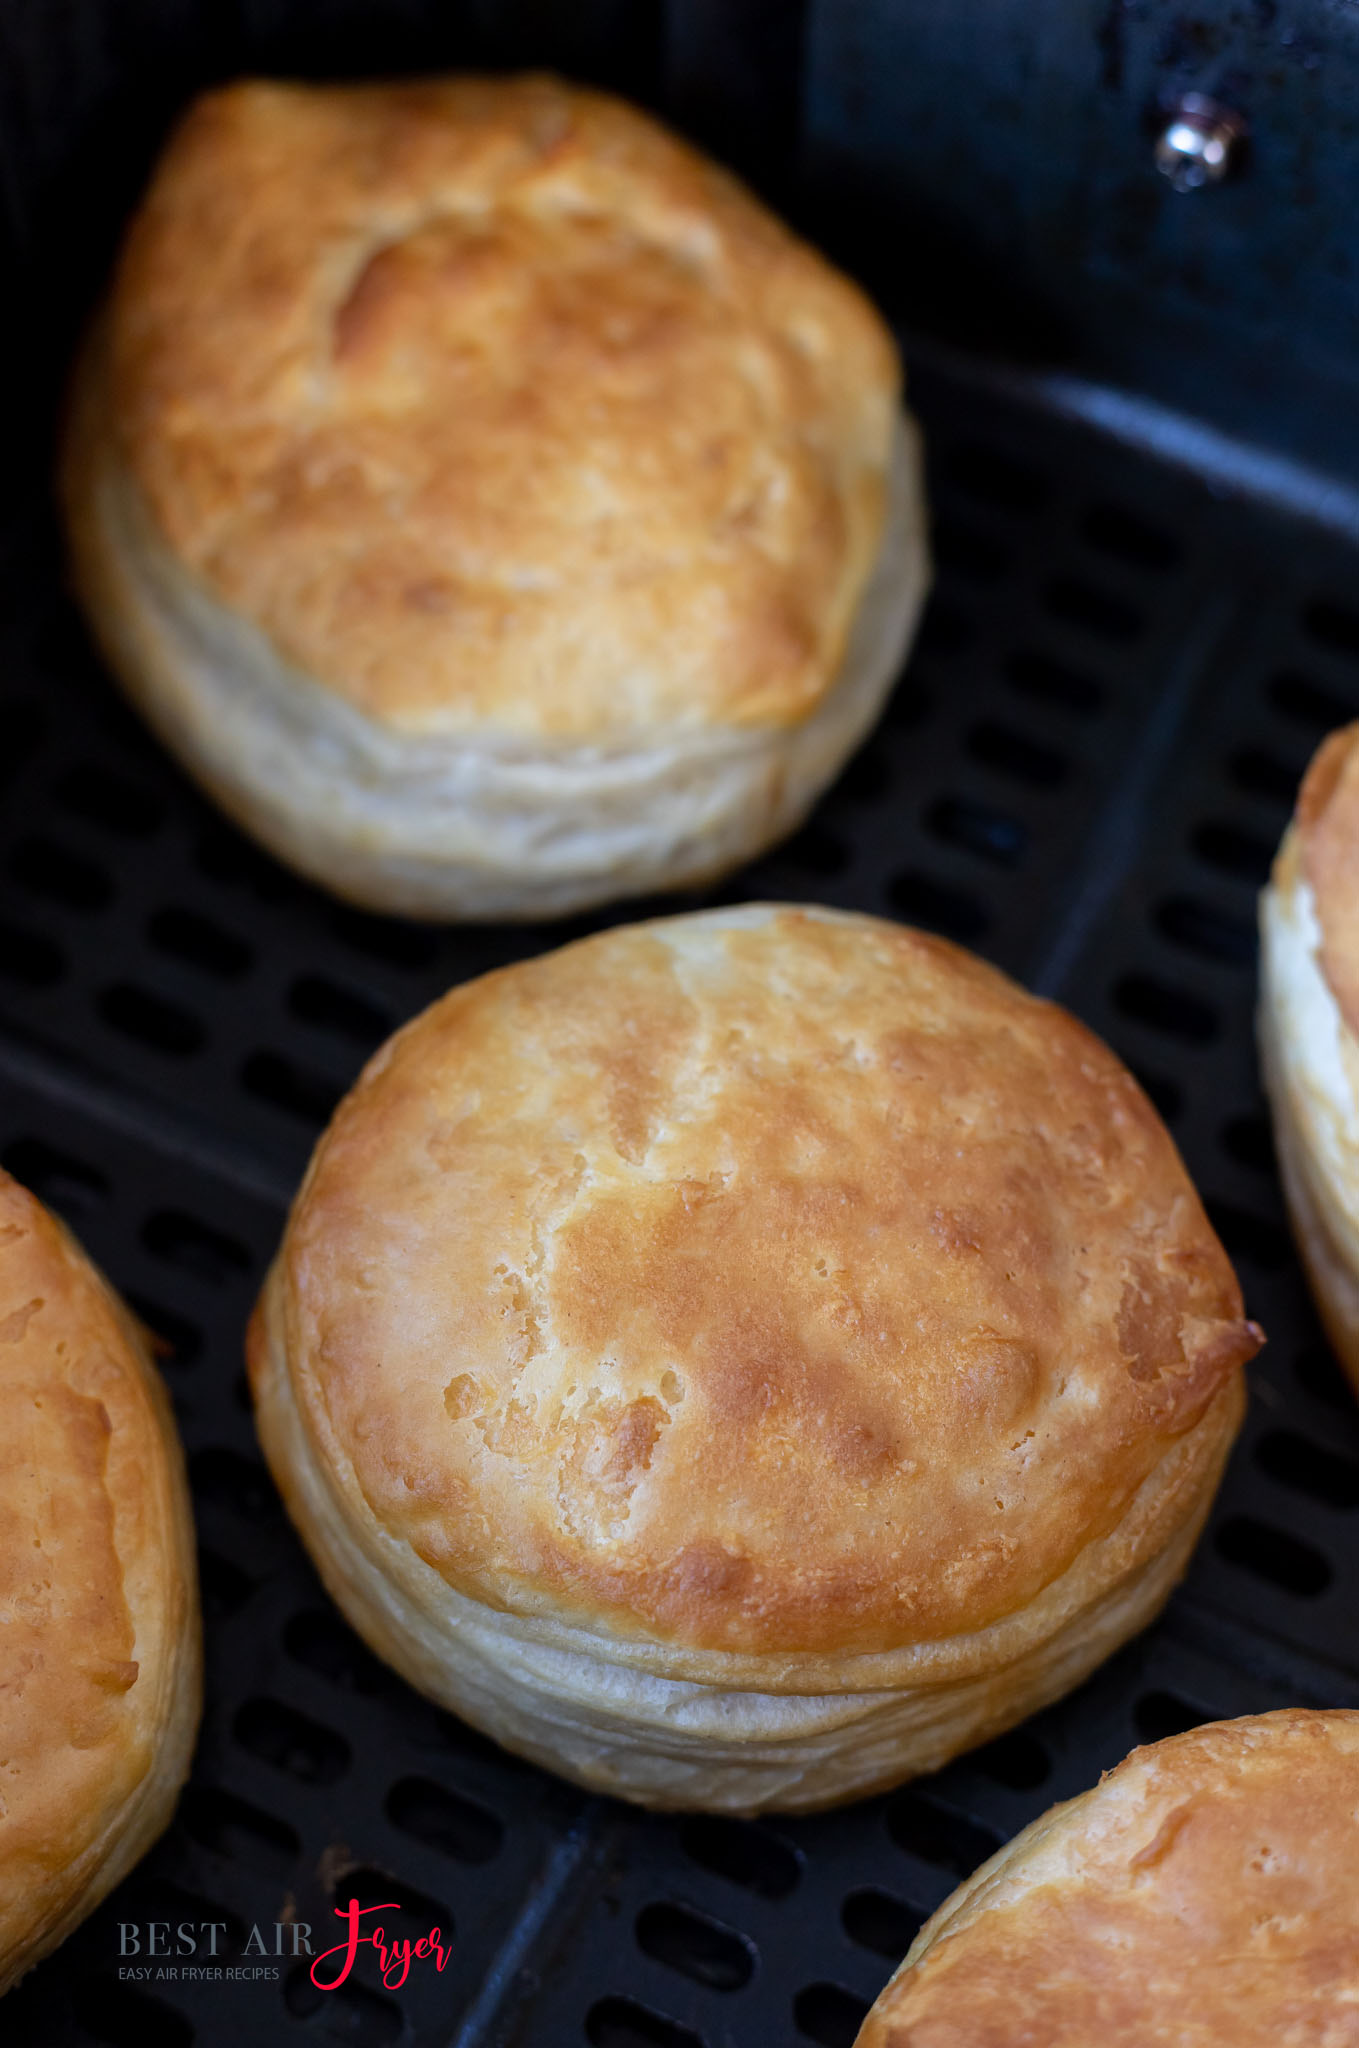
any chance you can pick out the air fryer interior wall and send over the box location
[1,4,1358,2045]
[5,1,1359,485]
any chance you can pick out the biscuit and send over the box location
[0,1170,200,1994]
[249,904,1258,1810]
[63,75,928,918]
[855,1708,1359,2044]
[1259,722,1359,1393]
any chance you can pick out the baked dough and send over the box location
[62,74,929,919]
[855,1708,1359,2044]
[1259,722,1359,1394]
[0,1170,200,1995]
[249,903,1258,1811]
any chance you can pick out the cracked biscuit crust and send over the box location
[99,73,898,741]
[1257,723,1359,1393]
[253,904,1259,1669]
[856,1710,1359,2046]
[0,1171,200,1993]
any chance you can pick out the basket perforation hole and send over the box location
[289,974,391,1047]
[195,824,290,902]
[1128,1065,1183,1121]
[1005,649,1102,712]
[1,1135,108,1218]
[180,1785,300,1876]
[235,1703,352,1785]
[841,1886,925,1960]
[793,1982,871,2048]
[142,1210,250,1283]
[1043,576,1143,641]
[0,918,64,987]
[125,1295,203,1367]
[1113,973,1219,1043]
[136,1880,247,1954]
[888,871,990,941]
[968,1726,1051,1791]
[1228,746,1301,805]
[1303,597,1359,659]
[775,821,852,878]
[240,1049,343,1126]
[284,1962,401,2045]
[634,1903,755,1992]
[1080,502,1180,572]
[1266,670,1353,730]
[427,1708,504,1765]
[387,1775,503,1864]
[10,834,113,912]
[1220,1113,1276,1174]
[1133,1690,1210,1743]
[56,763,164,838]
[98,982,205,1057]
[1295,1344,1356,1412]
[190,1446,279,1521]
[330,907,438,970]
[927,795,1026,866]
[148,906,253,980]
[678,1816,800,1898]
[1204,1198,1290,1270]
[1255,1429,1359,1510]
[933,520,1009,581]
[197,1544,257,1619]
[885,1790,1001,1879]
[72,1976,193,2048]
[941,441,1048,513]
[339,1867,455,1943]
[1190,821,1274,885]
[966,720,1067,787]
[586,1997,705,2048]
[285,1609,391,1696]
[1154,895,1256,967]
[1215,1514,1332,1595]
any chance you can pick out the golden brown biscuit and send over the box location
[854,1708,1359,2045]
[0,1169,200,1995]
[1259,723,1359,1394]
[249,904,1258,1811]
[62,75,929,918]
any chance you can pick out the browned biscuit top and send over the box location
[857,1709,1359,2045]
[1292,720,1359,1036]
[104,74,899,740]
[262,906,1259,1659]
[0,1171,188,1956]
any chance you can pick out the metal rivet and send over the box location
[1154,94,1247,191]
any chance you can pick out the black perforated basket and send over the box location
[3,5,1359,2046]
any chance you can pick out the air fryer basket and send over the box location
[3,5,1359,2045]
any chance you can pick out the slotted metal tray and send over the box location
[4,338,1359,2048]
